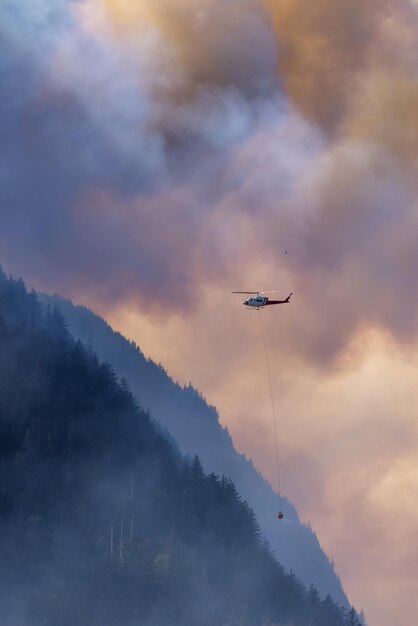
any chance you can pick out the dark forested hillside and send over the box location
[0,269,361,626]
[41,292,348,606]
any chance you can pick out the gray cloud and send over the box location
[1,0,418,355]
[2,4,418,626]
[0,0,285,309]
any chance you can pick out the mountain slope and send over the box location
[41,292,348,606]
[0,269,357,626]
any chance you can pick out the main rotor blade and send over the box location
[231,289,290,294]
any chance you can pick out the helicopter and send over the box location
[231,290,292,309]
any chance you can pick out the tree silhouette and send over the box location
[0,271,355,626]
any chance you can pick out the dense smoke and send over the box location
[2,2,418,626]
[2,0,418,361]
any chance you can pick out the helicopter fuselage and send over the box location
[243,293,292,308]
[243,296,268,308]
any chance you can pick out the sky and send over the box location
[1,1,418,624]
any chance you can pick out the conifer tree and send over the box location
[344,606,362,626]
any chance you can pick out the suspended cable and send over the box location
[258,308,283,517]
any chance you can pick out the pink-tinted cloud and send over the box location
[2,2,418,625]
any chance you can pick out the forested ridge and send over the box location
[42,292,348,606]
[0,269,363,626]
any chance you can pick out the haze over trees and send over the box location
[0,268,364,625]
[42,291,348,606]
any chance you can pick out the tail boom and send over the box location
[265,293,292,305]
